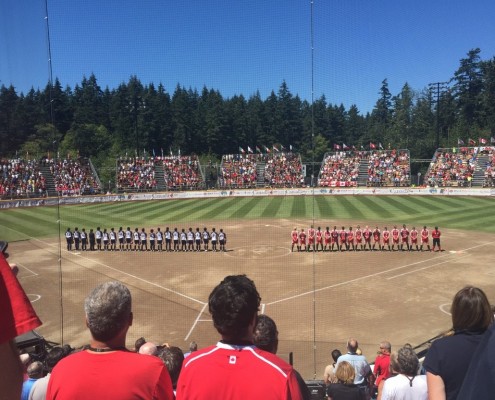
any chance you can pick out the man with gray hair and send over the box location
[46,281,173,399]
[21,361,43,400]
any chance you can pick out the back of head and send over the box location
[451,286,493,332]
[396,344,419,376]
[331,349,342,363]
[335,361,355,385]
[389,351,399,374]
[134,337,146,352]
[157,346,184,387]
[45,347,69,372]
[138,342,158,356]
[347,338,359,353]
[27,361,44,379]
[208,275,261,340]
[253,314,278,354]
[84,281,132,342]
[189,341,198,352]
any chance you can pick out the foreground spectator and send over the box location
[336,338,373,399]
[423,286,493,400]
[373,341,391,395]
[21,361,43,400]
[381,344,427,400]
[253,314,311,400]
[176,274,303,399]
[29,347,70,400]
[323,349,342,385]
[46,281,173,399]
[326,361,365,400]
[157,346,184,394]
[0,248,42,399]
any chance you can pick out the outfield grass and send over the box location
[1,195,494,242]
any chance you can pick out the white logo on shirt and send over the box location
[229,355,237,364]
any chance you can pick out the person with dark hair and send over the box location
[157,346,184,394]
[21,361,44,400]
[381,345,427,399]
[183,341,197,358]
[29,347,70,400]
[254,314,311,400]
[327,361,365,400]
[176,275,303,400]
[134,337,146,353]
[47,281,173,399]
[423,286,493,400]
[324,349,343,385]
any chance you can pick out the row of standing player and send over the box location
[291,225,442,252]
[64,226,227,252]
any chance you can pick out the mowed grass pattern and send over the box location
[0,195,494,242]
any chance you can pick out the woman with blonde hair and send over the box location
[423,286,493,400]
[327,361,365,400]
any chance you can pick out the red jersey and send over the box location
[316,230,323,243]
[410,230,418,243]
[421,229,429,242]
[432,230,441,239]
[331,230,339,243]
[299,231,307,244]
[324,230,331,243]
[382,230,390,242]
[363,230,371,241]
[401,228,409,241]
[373,229,380,241]
[291,231,298,244]
[308,228,315,239]
[355,229,363,242]
[347,230,354,243]
[339,230,347,242]
[392,229,400,239]
[176,343,303,400]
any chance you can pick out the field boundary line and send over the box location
[185,303,208,341]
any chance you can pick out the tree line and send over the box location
[1,48,494,180]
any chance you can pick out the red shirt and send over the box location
[177,343,303,400]
[0,254,42,344]
[374,353,391,387]
[432,230,441,239]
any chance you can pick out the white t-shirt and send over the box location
[381,374,427,400]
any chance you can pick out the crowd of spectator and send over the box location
[51,158,101,196]
[367,150,411,187]
[117,157,157,192]
[426,147,476,187]
[162,155,202,190]
[219,154,258,188]
[263,153,304,187]
[0,158,47,199]
[318,151,364,187]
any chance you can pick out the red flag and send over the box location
[468,138,476,146]
[342,143,349,150]
[264,145,271,153]
[239,146,245,154]
[370,142,377,149]
[333,144,341,150]
[479,138,487,145]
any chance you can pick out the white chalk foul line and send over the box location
[185,303,208,341]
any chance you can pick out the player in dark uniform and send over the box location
[195,228,202,251]
[89,228,96,251]
[202,227,210,252]
[156,228,163,251]
[219,229,227,252]
[65,228,73,251]
[80,228,88,251]
[211,228,218,252]
[149,229,156,251]
[165,227,171,251]
[73,227,80,251]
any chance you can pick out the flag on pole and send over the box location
[153,149,155,157]
[491,136,495,144]
[273,145,279,152]
[479,138,487,145]
[289,144,293,151]
[178,148,181,156]
[370,142,377,149]
[280,144,285,151]
[333,144,341,150]
[378,143,384,150]
[161,148,164,158]
[247,146,253,154]
[264,145,271,153]
[468,138,476,146]
[256,146,261,153]
[239,146,245,154]
[342,143,349,150]
[457,138,464,146]
[170,148,173,156]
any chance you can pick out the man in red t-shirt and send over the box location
[176,275,303,400]
[47,281,174,400]
[0,249,42,399]
[432,226,442,252]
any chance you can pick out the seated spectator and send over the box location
[117,157,157,192]
[318,151,363,187]
[46,281,174,399]
[264,153,304,188]
[326,361,365,400]
[183,341,197,358]
[52,158,101,196]
[426,147,476,187]
[219,154,257,188]
[380,344,427,400]
[162,155,202,190]
[324,349,342,385]
[21,361,43,400]
[367,150,410,187]
[138,341,158,356]
[157,346,184,394]
[134,336,146,353]
[0,158,47,198]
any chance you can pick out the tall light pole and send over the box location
[428,82,449,149]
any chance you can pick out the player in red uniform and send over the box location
[363,226,372,251]
[420,226,431,252]
[432,226,442,252]
[339,226,347,252]
[316,227,323,252]
[355,225,363,251]
[400,224,410,251]
[391,225,400,251]
[299,229,307,252]
[331,226,339,252]
[347,227,355,251]
[307,225,316,252]
[372,226,381,251]
[410,226,419,251]
[324,227,331,251]
[382,227,391,251]
[291,228,299,252]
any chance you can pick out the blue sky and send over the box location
[1,0,494,114]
